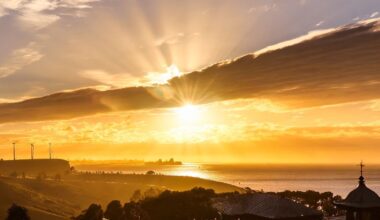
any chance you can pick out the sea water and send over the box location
[75,163,380,197]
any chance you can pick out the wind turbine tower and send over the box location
[31,144,34,160]
[49,143,52,159]
[12,142,16,160]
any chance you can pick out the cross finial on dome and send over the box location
[359,161,365,176]
[358,161,365,185]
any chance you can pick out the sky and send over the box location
[0,0,380,163]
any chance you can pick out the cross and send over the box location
[358,161,365,176]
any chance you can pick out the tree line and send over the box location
[5,188,344,220]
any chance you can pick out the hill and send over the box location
[0,159,70,176]
[0,173,242,219]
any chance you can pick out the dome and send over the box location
[334,176,380,209]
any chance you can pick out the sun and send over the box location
[174,104,202,123]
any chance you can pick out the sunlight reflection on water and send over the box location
[75,163,380,197]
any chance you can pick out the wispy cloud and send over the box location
[366,100,380,112]
[0,5,6,17]
[60,0,98,9]
[80,69,141,88]
[81,65,183,88]
[155,32,200,47]
[370,11,379,18]
[315,20,324,27]
[248,3,277,13]
[0,42,43,78]
[0,0,99,29]
[19,10,60,29]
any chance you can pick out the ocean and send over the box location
[74,163,380,197]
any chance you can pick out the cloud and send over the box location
[155,33,200,47]
[370,12,379,18]
[80,65,183,88]
[0,6,6,17]
[0,42,43,78]
[0,0,98,29]
[0,0,24,10]
[253,28,335,56]
[366,100,380,112]
[0,18,379,123]
[4,113,380,146]
[145,65,182,85]
[60,0,98,9]
[315,20,324,27]
[80,70,141,88]
[248,3,277,13]
[19,10,60,29]
[155,33,185,46]
[217,98,287,113]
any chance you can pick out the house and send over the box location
[213,193,323,220]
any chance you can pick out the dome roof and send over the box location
[334,176,380,209]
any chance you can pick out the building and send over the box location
[334,164,380,220]
[212,193,323,220]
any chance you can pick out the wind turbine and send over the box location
[49,143,52,159]
[30,144,34,160]
[12,142,16,160]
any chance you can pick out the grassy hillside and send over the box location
[0,173,242,219]
[0,159,70,176]
[68,173,243,192]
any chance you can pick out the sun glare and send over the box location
[175,104,202,123]
[174,170,208,179]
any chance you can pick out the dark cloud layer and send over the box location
[0,19,380,123]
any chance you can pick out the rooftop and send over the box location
[334,175,380,209]
[213,193,322,219]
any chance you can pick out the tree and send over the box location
[6,204,30,220]
[145,170,155,175]
[36,172,47,181]
[104,200,123,220]
[143,187,161,199]
[9,171,18,178]
[123,202,150,220]
[73,204,103,220]
[54,173,61,181]
[70,166,76,173]
[130,189,142,202]
[140,187,218,220]
[274,190,342,217]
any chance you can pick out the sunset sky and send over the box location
[0,0,380,163]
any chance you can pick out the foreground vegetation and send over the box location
[71,188,343,220]
[0,172,242,219]
[5,187,344,219]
